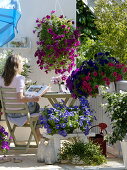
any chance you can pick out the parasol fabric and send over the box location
[0,0,21,47]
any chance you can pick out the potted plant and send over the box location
[58,139,106,165]
[33,10,80,74]
[39,97,95,137]
[66,52,127,98]
[102,91,127,168]
[51,74,69,92]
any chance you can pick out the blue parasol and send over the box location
[0,0,21,47]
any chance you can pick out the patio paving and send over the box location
[0,148,125,170]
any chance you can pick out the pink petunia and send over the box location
[101,72,105,76]
[85,76,91,81]
[61,25,66,28]
[46,15,51,19]
[95,85,99,88]
[123,67,127,73]
[93,72,98,77]
[116,64,124,69]
[108,63,115,67]
[103,77,110,82]
[106,81,110,86]
[116,74,122,81]
[51,10,56,14]
[113,72,117,77]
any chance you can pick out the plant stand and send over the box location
[37,132,95,164]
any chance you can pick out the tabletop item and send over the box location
[25,85,49,97]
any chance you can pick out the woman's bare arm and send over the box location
[17,92,40,103]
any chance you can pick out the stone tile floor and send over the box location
[0,148,125,170]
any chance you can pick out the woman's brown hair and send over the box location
[2,55,21,86]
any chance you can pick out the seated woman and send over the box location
[0,54,42,141]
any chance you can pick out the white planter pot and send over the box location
[108,82,116,92]
[98,82,116,95]
[121,141,127,169]
[116,80,127,92]
[60,84,70,93]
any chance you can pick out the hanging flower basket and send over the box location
[66,52,127,98]
[33,11,80,74]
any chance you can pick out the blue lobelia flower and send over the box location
[58,130,67,137]
[56,124,60,129]
[60,123,66,128]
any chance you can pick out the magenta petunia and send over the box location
[46,15,51,19]
[51,10,56,14]
[93,72,98,77]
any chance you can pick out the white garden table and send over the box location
[43,91,76,107]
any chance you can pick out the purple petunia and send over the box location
[0,126,11,153]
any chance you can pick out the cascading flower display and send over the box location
[33,10,80,74]
[0,126,10,154]
[66,52,127,98]
[39,97,95,137]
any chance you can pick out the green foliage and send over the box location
[58,139,106,165]
[21,63,31,78]
[76,37,107,67]
[76,0,102,66]
[76,0,99,41]
[94,0,127,63]
[103,91,127,144]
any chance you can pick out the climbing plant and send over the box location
[76,0,101,66]
[76,0,99,41]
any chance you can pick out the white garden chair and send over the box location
[0,87,39,152]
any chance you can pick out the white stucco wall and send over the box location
[0,0,76,108]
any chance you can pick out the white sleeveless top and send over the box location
[0,74,25,109]
[0,74,25,92]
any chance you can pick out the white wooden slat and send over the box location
[3,99,19,103]
[5,104,25,108]
[88,95,112,134]
[2,93,17,97]
[5,109,27,114]
[1,88,16,92]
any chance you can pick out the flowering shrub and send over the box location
[34,10,80,74]
[0,126,10,154]
[66,52,127,98]
[39,97,95,137]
